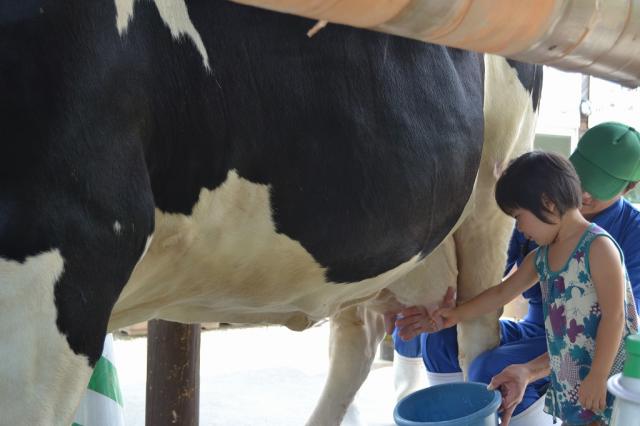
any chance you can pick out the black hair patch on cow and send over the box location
[103,0,485,283]
[181,2,485,283]
[118,1,232,214]
[1,0,155,365]
[0,0,42,24]
[507,59,543,112]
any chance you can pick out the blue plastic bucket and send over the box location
[394,381,501,426]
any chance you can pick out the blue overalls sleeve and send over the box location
[620,215,640,302]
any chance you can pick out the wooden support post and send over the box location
[146,320,201,426]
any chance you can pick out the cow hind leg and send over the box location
[453,212,508,375]
[455,55,539,375]
[306,306,385,426]
[454,125,521,376]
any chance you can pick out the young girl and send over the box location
[403,151,638,425]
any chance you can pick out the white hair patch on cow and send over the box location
[115,0,135,35]
[0,250,93,425]
[132,235,154,276]
[115,0,210,70]
[113,220,122,234]
[111,170,420,330]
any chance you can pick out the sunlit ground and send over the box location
[115,322,397,426]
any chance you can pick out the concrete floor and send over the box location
[114,322,398,426]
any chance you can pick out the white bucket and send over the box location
[608,373,640,426]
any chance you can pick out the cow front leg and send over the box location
[0,251,95,425]
[0,156,154,424]
[306,306,385,426]
[454,54,539,374]
[0,222,152,425]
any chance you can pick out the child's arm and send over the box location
[579,236,627,412]
[435,250,539,328]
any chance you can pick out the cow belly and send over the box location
[109,170,421,330]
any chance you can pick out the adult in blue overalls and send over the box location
[393,122,640,425]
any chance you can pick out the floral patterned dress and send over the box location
[535,223,638,425]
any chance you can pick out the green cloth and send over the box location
[87,356,123,407]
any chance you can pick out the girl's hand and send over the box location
[578,372,608,412]
[394,306,443,340]
[433,307,459,329]
[392,287,457,340]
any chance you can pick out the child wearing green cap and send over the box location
[401,151,639,425]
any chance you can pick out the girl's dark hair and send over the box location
[495,151,582,224]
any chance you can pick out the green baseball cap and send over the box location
[569,122,640,200]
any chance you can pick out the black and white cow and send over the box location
[0,1,542,424]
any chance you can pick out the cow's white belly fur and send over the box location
[110,171,423,330]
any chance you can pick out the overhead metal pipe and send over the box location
[231,0,640,87]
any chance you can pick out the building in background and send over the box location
[535,67,640,203]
